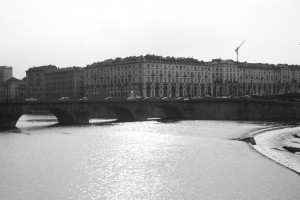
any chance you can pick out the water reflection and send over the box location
[1,115,300,200]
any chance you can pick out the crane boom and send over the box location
[236,40,245,50]
[235,40,245,62]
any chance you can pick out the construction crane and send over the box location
[235,40,245,62]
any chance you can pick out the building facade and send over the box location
[84,55,217,100]
[26,65,57,100]
[45,67,84,100]
[16,78,27,100]
[0,66,13,82]
[208,59,300,97]
[0,77,24,101]
[84,55,300,100]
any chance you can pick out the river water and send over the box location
[0,114,300,200]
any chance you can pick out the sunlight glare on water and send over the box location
[0,115,300,200]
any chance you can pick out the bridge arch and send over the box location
[23,106,77,125]
[156,105,184,120]
[107,106,135,122]
[0,106,77,130]
[47,108,75,124]
[0,112,24,130]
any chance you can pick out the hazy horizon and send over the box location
[1,0,299,79]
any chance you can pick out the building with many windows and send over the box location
[207,59,300,96]
[84,55,212,100]
[44,67,84,100]
[16,77,27,100]
[0,77,24,101]
[26,65,57,100]
[84,55,300,100]
[0,66,13,82]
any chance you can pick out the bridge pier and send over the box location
[134,109,149,121]
[50,108,91,125]
[0,114,21,130]
[73,111,90,124]
[183,107,194,120]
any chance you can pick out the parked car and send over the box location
[127,96,142,100]
[80,97,88,101]
[176,97,184,100]
[104,97,112,100]
[239,95,251,99]
[192,96,202,100]
[143,97,155,100]
[59,97,70,101]
[25,98,38,101]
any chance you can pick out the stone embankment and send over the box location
[237,123,300,146]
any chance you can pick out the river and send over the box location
[0,114,300,200]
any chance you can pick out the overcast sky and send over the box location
[0,0,299,79]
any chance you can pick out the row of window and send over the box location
[86,83,287,94]
[86,63,298,75]
[85,68,299,80]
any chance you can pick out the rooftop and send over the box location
[26,65,57,72]
[87,54,205,68]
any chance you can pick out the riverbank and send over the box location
[249,124,300,175]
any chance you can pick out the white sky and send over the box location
[0,0,299,79]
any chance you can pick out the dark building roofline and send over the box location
[26,65,57,72]
[5,77,20,82]
[44,66,83,74]
[86,54,205,69]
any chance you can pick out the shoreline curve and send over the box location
[248,124,300,175]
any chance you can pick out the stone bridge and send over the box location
[1,99,300,129]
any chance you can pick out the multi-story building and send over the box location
[208,59,300,96]
[0,77,23,101]
[16,77,27,100]
[45,67,84,100]
[207,59,239,96]
[237,62,281,96]
[84,55,213,100]
[84,55,300,99]
[26,65,57,100]
[0,66,13,82]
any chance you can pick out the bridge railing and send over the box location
[2,95,300,104]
